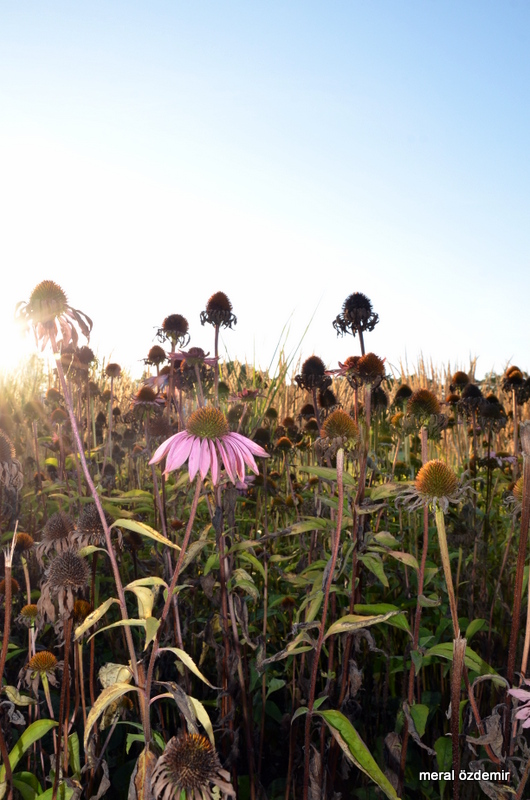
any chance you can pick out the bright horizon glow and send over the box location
[1,2,529,382]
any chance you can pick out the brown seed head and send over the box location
[407,389,441,419]
[152,733,223,793]
[105,363,122,379]
[322,410,358,442]
[186,407,229,439]
[47,551,90,590]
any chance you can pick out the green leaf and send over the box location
[419,594,441,607]
[35,785,75,800]
[434,735,452,794]
[358,553,389,587]
[159,647,219,689]
[353,604,411,635]
[368,483,401,501]
[237,551,265,580]
[0,720,58,783]
[68,732,81,778]
[111,518,181,550]
[87,618,147,644]
[424,643,496,675]
[298,465,356,486]
[409,704,429,738]
[372,531,399,547]
[386,551,419,571]
[325,610,402,640]
[11,772,43,800]
[315,710,399,800]
[465,618,486,641]
[266,678,286,699]
[144,617,160,650]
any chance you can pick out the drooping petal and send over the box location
[163,433,195,473]
[210,440,219,484]
[221,436,246,482]
[149,432,186,466]
[216,439,237,484]
[198,437,212,480]
[187,438,202,481]
[227,434,260,475]
[228,431,269,459]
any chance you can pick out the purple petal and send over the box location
[217,439,236,484]
[228,432,269,458]
[164,433,195,473]
[508,688,530,702]
[210,441,219,484]
[198,438,211,480]
[230,437,259,475]
[149,432,186,466]
[222,437,246,482]
[188,438,201,481]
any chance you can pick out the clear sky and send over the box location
[1,1,529,380]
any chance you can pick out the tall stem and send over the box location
[302,449,344,800]
[48,331,139,687]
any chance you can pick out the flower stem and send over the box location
[302,449,344,800]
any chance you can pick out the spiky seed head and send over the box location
[51,408,69,425]
[304,418,320,434]
[0,431,15,463]
[201,291,237,328]
[342,292,373,321]
[41,512,76,545]
[356,353,386,382]
[77,502,111,544]
[318,388,337,409]
[407,389,441,418]
[0,577,20,595]
[105,363,122,379]
[76,346,95,365]
[226,405,244,425]
[446,393,460,405]
[415,460,459,499]
[47,551,90,590]
[162,314,189,337]
[152,733,223,794]
[27,281,68,324]
[394,384,413,402]
[135,386,157,403]
[146,345,166,365]
[15,532,34,552]
[253,428,270,448]
[282,416,296,429]
[391,411,404,427]
[461,384,483,401]
[302,356,326,377]
[275,436,293,451]
[507,365,523,379]
[322,410,358,442]
[206,291,232,314]
[186,407,229,439]
[264,407,278,421]
[73,599,93,622]
[46,387,63,404]
[299,403,315,418]
[28,651,57,673]
[451,371,469,388]
[513,477,524,502]
[371,386,388,410]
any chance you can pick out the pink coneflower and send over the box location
[149,407,268,484]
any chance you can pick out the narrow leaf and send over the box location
[111,518,181,550]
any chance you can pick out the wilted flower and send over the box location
[152,732,235,799]
[0,430,23,490]
[157,314,190,347]
[36,511,76,563]
[200,291,237,329]
[400,459,465,512]
[39,550,90,621]
[16,280,92,350]
[295,356,332,392]
[333,292,379,346]
[150,407,268,484]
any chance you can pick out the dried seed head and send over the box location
[451,371,469,389]
[152,733,224,794]
[333,292,379,336]
[322,410,358,442]
[318,388,337,409]
[394,384,413,404]
[105,363,122,379]
[40,511,76,550]
[407,389,441,419]
[295,356,332,391]
[513,477,524,502]
[275,436,293,452]
[76,502,112,547]
[73,599,93,623]
[15,533,34,552]
[46,387,63,404]
[146,345,167,366]
[201,291,237,328]
[415,460,459,499]
[356,353,386,383]
[187,407,229,439]
[51,408,69,425]
[47,551,90,590]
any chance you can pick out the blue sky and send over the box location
[1,2,529,379]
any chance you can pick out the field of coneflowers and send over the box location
[1,283,530,800]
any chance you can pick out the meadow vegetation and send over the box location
[1,284,530,800]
